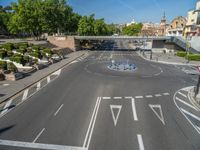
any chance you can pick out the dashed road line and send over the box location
[54,104,64,116]
[1,99,13,115]
[163,93,170,96]
[22,89,29,101]
[137,134,145,150]
[33,128,45,143]
[124,96,133,99]
[145,95,153,98]
[113,97,122,100]
[155,94,162,97]
[102,97,111,100]
[131,98,138,121]
[135,96,144,99]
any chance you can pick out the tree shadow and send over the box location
[0,125,15,135]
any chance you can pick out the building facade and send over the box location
[184,1,200,37]
[166,16,187,36]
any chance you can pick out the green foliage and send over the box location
[32,45,40,51]
[10,54,24,64]
[30,51,41,59]
[176,51,187,57]
[2,43,14,51]
[0,61,7,70]
[7,62,18,72]
[0,50,6,59]
[16,48,26,54]
[187,54,200,61]
[122,23,143,36]
[6,51,13,57]
[78,15,95,36]
[43,48,52,57]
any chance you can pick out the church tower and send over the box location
[160,12,167,36]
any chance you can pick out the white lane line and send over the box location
[1,99,13,115]
[131,98,138,121]
[181,108,200,122]
[22,89,29,101]
[102,97,111,100]
[83,97,100,148]
[47,76,50,83]
[0,139,86,150]
[135,96,143,99]
[85,97,101,149]
[54,104,64,116]
[125,96,132,99]
[163,93,170,96]
[145,95,153,98]
[137,134,145,150]
[176,97,197,111]
[113,97,122,100]
[33,128,45,143]
[155,94,162,97]
[3,84,9,86]
[178,92,187,98]
[36,82,41,91]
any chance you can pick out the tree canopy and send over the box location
[122,23,143,36]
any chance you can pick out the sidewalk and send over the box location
[138,51,200,66]
[0,51,88,103]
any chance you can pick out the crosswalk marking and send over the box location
[1,99,13,115]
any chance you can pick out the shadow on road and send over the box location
[0,125,15,135]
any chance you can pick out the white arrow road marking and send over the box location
[1,99,13,115]
[110,105,122,126]
[137,134,145,150]
[149,104,165,125]
[22,89,29,101]
[131,98,138,121]
[0,139,86,150]
[36,82,41,91]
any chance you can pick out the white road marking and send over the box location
[83,97,101,148]
[70,60,79,64]
[54,104,64,116]
[33,128,45,143]
[110,105,122,126]
[125,96,132,99]
[181,108,200,122]
[36,82,41,91]
[155,94,162,97]
[145,95,153,98]
[1,99,13,115]
[192,78,198,82]
[149,104,165,125]
[47,76,51,83]
[195,125,200,133]
[102,97,111,100]
[22,89,29,101]
[0,139,86,150]
[163,93,170,96]
[175,97,197,111]
[181,86,194,92]
[52,69,61,76]
[178,92,187,98]
[113,97,122,100]
[3,84,9,86]
[137,134,145,150]
[135,96,143,99]
[131,98,138,121]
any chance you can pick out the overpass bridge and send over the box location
[47,36,199,53]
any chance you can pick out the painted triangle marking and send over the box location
[149,104,165,125]
[110,105,122,127]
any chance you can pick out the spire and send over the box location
[162,11,166,21]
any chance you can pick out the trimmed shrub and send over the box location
[17,48,26,54]
[7,62,18,73]
[0,61,7,70]
[18,42,29,48]
[32,45,40,51]
[187,54,200,61]
[6,51,14,57]
[10,54,23,64]
[0,50,6,59]
[176,51,187,57]
[30,51,41,59]
[2,43,14,51]
[43,48,52,57]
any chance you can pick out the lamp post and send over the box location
[186,37,191,63]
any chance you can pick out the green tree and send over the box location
[122,23,143,36]
[78,15,95,36]
[93,18,108,35]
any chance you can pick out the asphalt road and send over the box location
[0,41,199,150]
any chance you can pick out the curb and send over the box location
[0,52,86,105]
[188,86,200,111]
[137,52,198,66]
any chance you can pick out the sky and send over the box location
[0,0,199,24]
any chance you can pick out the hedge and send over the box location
[2,43,14,51]
[7,62,18,73]
[0,61,7,70]
[187,54,200,61]
[0,50,6,59]
[176,51,187,57]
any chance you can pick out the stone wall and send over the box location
[47,36,80,51]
